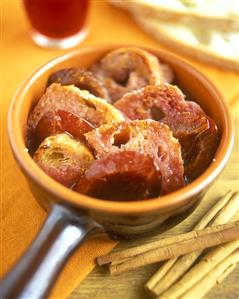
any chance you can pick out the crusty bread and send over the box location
[33,133,94,187]
[109,0,239,71]
[85,120,185,194]
[90,46,173,102]
[114,84,203,121]
[134,15,239,72]
[28,83,125,130]
[109,0,239,30]
[113,84,219,181]
[48,68,109,101]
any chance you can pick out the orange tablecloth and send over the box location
[1,1,239,298]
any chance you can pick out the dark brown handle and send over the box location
[0,204,98,299]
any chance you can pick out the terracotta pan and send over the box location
[1,45,234,299]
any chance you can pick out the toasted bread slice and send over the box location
[85,120,185,194]
[90,47,173,102]
[28,83,125,131]
[33,133,94,187]
[114,85,219,180]
[48,68,109,101]
[114,84,203,120]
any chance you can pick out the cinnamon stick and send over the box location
[145,191,239,295]
[145,259,177,297]
[97,229,197,266]
[98,190,236,267]
[180,251,239,299]
[109,221,239,275]
[216,262,237,284]
[158,241,239,299]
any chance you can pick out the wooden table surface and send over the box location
[70,112,239,299]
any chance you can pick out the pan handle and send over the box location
[0,203,98,299]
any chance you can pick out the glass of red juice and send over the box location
[23,0,90,49]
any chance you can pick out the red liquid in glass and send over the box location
[23,0,89,39]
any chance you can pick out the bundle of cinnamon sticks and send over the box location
[97,190,239,298]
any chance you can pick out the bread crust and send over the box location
[109,0,239,30]
[33,133,94,187]
[90,47,173,102]
[28,83,124,131]
[48,68,109,101]
[85,120,185,194]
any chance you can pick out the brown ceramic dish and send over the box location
[2,45,233,299]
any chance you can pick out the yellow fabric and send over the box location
[1,1,239,298]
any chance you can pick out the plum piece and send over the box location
[85,120,185,194]
[183,117,219,181]
[161,112,210,157]
[33,133,94,187]
[163,113,219,180]
[48,68,109,101]
[34,110,94,148]
[90,47,173,102]
[75,151,161,201]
